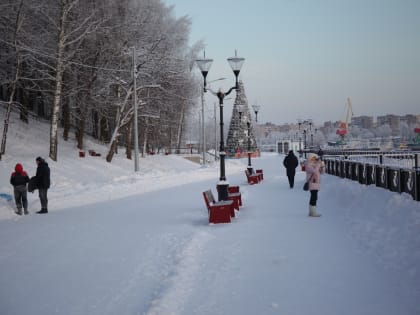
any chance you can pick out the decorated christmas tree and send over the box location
[226,81,258,157]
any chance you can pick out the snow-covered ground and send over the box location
[1,110,420,315]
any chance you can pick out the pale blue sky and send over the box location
[166,0,420,125]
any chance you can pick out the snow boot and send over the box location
[37,208,48,214]
[309,205,321,217]
[15,208,22,215]
[24,209,29,215]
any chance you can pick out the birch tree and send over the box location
[0,0,25,157]
[48,0,101,161]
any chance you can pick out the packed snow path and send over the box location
[0,154,419,315]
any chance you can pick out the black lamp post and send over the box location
[252,104,260,122]
[196,51,245,201]
[309,121,313,149]
[237,105,253,174]
[246,121,253,173]
[298,121,302,156]
[298,119,314,158]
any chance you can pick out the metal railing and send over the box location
[322,152,420,202]
[322,150,419,170]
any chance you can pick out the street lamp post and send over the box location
[298,119,314,158]
[237,104,253,174]
[246,121,253,173]
[200,88,205,166]
[196,51,245,201]
[252,104,261,122]
[298,121,302,156]
[214,102,217,161]
[200,77,225,166]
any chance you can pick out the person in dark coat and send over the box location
[35,157,50,214]
[283,150,299,188]
[317,147,324,161]
[10,163,30,215]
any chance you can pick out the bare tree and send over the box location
[0,0,25,157]
[47,0,102,161]
[0,0,202,164]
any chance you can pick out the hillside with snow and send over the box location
[0,108,244,220]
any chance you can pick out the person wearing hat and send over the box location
[10,163,30,215]
[34,157,50,214]
[283,150,299,188]
[305,153,325,217]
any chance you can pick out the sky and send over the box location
[1,105,420,314]
[165,0,420,125]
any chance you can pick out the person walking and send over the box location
[317,147,324,160]
[305,153,325,217]
[10,163,30,215]
[283,150,299,188]
[35,156,50,214]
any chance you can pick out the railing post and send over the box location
[415,153,418,169]
[379,154,383,165]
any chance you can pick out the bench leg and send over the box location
[227,196,240,211]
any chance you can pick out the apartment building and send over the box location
[351,115,374,129]
[377,114,400,135]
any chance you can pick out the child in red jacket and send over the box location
[10,163,30,215]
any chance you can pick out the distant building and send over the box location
[400,114,418,125]
[377,114,400,135]
[277,140,302,154]
[351,115,373,129]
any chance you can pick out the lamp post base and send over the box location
[216,183,229,201]
[247,166,254,174]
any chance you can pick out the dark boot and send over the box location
[37,208,48,214]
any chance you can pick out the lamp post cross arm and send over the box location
[207,86,237,105]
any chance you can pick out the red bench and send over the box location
[256,169,264,180]
[216,185,242,210]
[227,186,242,208]
[203,190,234,224]
[88,150,101,157]
[245,169,260,185]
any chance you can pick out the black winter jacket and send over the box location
[35,161,50,189]
[10,172,29,187]
[283,153,299,174]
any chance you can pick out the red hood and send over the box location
[14,163,24,174]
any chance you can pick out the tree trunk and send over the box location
[0,0,24,157]
[0,85,17,156]
[62,96,70,141]
[175,104,185,154]
[125,119,132,160]
[142,118,148,157]
[76,97,86,150]
[106,125,120,162]
[49,4,67,161]
[20,88,29,123]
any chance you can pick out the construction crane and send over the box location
[336,97,353,143]
[407,127,420,150]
